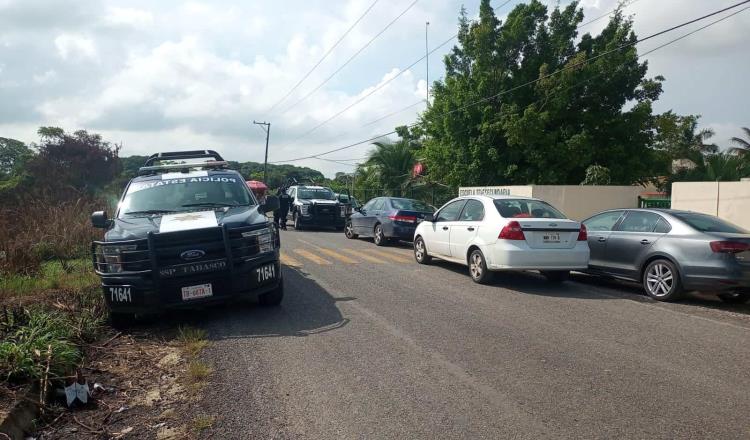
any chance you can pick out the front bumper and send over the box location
[100,251,281,315]
[298,213,346,227]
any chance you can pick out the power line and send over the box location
[269,1,750,165]
[264,0,381,115]
[274,0,638,154]
[277,0,420,115]
[578,0,643,28]
[361,100,425,127]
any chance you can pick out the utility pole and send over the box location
[425,21,430,108]
[253,120,271,182]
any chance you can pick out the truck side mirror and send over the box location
[260,195,280,213]
[91,211,111,229]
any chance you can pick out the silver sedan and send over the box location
[582,209,750,303]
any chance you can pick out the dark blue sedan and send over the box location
[345,197,435,246]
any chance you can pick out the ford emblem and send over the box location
[180,249,205,261]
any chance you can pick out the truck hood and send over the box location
[105,206,269,241]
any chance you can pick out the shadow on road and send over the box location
[143,267,350,338]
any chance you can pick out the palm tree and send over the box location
[365,140,417,195]
[691,127,719,155]
[704,153,747,181]
[729,127,750,156]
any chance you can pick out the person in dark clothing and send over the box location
[275,186,291,230]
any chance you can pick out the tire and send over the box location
[293,213,303,230]
[469,249,494,284]
[373,224,387,246]
[717,290,750,304]
[109,312,134,330]
[642,259,683,301]
[345,221,358,239]
[259,279,284,306]
[414,236,432,264]
[542,270,570,283]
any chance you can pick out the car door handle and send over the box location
[467,227,475,231]
[640,239,650,245]
[442,226,449,231]
[597,237,607,242]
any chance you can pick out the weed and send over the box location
[187,360,212,384]
[192,415,215,432]
[177,326,208,358]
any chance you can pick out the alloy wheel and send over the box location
[415,239,425,260]
[374,225,384,245]
[470,253,483,280]
[345,222,354,238]
[646,263,673,297]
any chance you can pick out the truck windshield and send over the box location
[119,174,254,216]
[298,188,335,200]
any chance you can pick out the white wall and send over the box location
[672,181,750,230]
[457,185,646,221]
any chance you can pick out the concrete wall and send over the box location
[672,181,750,230]
[457,185,645,221]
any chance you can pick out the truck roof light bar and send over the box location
[143,150,225,167]
[138,160,230,176]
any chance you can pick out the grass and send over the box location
[0,259,98,298]
[192,415,215,433]
[177,326,208,358]
[187,360,212,383]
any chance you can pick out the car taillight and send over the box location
[499,221,525,240]
[389,214,417,223]
[710,241,750,253]
[577,224,587,241]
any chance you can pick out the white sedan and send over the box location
[413,195,590,284]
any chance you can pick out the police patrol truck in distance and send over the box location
[90,150,283,326]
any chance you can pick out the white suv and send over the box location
[413,195,590,284]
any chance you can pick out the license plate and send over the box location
[543,233,561,243]
[255,263,276,284]
[181,283,213,300]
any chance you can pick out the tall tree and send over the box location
[364,139,417,193]
[421,0,666,186]
[0,137,32,179]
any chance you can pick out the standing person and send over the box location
[276,186,291,230]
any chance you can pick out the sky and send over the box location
[0,0,748,178]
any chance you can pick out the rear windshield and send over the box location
[672,212,747,234]
[298,188,335,200]
[119,173,253,216]
[390,198,434,212]
[494,199,565,219]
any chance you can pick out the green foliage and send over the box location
[422,0,665,186]
[729,127,750,156]
[0,309,81,383]
[0,137,33,178]
[581,165,611,185]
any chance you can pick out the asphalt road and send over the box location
[195,228,750,439]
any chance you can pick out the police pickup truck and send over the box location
[91,150,282,326]
[286,184,350,230]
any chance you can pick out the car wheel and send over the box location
[643,259,683,301]
[293,213,303,230]
[469,249,493,284]
[542,270,570,283]
[259,279,284,306]
[373,224,386,246]
[109,312,134,330]
[345,221,358,239]
[414,236,432,264]
[717,290,750,304]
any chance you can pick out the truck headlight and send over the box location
[96,244,137,273]
[339,206,346,217]
[299,204,310,215]
[242,227,275,253]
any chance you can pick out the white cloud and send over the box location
[32,69,57,84]
[54,33,96,60]
[104,7,153,28]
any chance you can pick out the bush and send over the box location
[0,197,105,274]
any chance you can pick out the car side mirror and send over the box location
[91,211,111,229]
[424,213,434,222]
[260,195,280,213]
